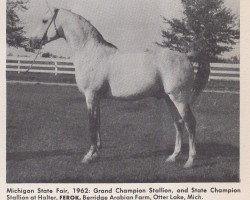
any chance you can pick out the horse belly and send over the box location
[108,72,161,100]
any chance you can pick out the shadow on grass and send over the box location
[7,142,239,183]
[7,142,239,163]
[6,149,84,161]
[115,101,152,113]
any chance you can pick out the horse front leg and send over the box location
[82,92,101,164]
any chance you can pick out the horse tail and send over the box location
[189,57,210,104]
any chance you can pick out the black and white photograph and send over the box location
[5,0,241,184]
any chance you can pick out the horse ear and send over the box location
[45,0,53,13]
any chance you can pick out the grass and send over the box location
[6,83,239,183]
[7,71,239,91]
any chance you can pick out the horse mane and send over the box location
[61,8,118,49]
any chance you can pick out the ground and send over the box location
[6,82,239,183]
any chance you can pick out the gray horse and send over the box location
[30,8,209,168]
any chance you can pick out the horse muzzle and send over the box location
[29,37,46,50]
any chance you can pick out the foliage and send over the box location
[41,52,53,58]
[228,55,240,64]
[159,0,240,62]
[41,52,58,58]
[6,0,29,48]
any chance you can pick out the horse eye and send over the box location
[42,19,48,24]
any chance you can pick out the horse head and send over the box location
[30,8,62,49]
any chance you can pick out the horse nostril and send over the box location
[30,38,37,49]
[30,38,41,49]
[29,39,33,48]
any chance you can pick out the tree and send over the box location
[6,0,29,48]
[159,0,240,102]
[229,55,240,64]
[159,0,240,62]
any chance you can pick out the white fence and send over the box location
[6,56,239,81]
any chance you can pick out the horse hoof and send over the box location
[81,152,99,164]
[81,157,91,164]
[183,161,193,168]
[165,156,176,163]
[97,143,102,150]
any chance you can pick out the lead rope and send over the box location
[24,47,43,73]
[25,46,59,74]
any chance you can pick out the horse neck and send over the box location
[61,11,117,56]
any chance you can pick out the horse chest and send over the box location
[74,60,108,93]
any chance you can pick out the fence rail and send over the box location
[6,56,240,81]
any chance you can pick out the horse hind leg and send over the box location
[82,92,101,164]
[168,94,197,168]
[165,96,184,163]
[183,105,196,168]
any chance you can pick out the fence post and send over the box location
[55,61,58,76]
[18,60,20,74]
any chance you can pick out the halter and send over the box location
[26,9,60,73]
[42,9,60,42]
